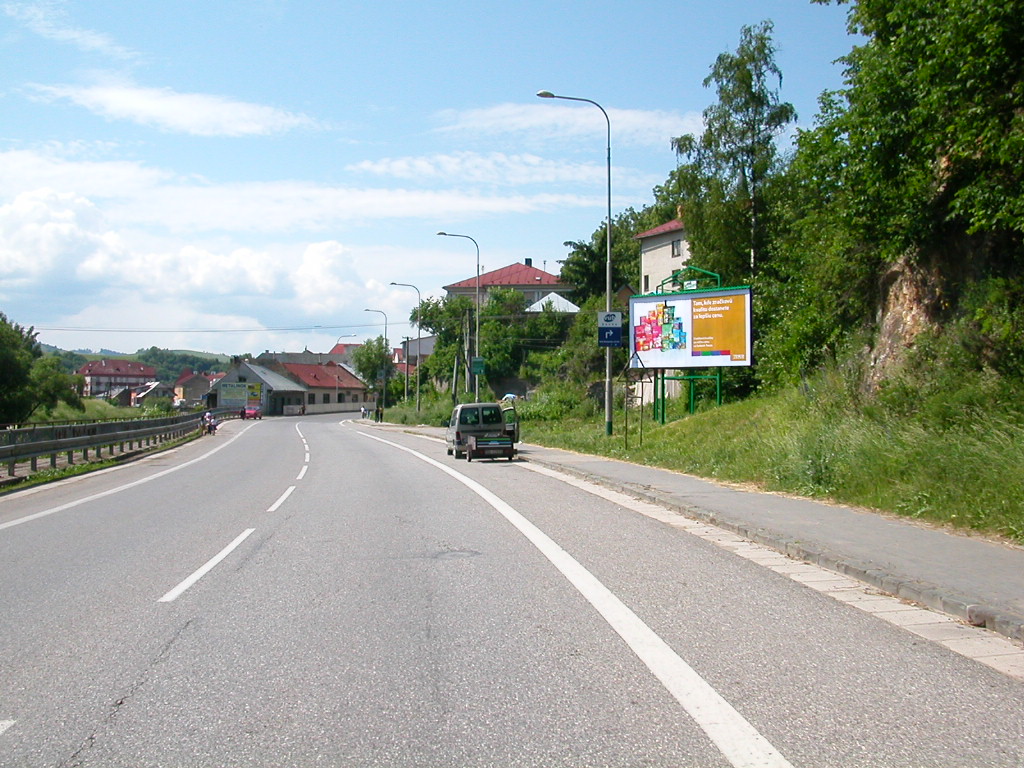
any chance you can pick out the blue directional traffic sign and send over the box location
[597,311,623,348]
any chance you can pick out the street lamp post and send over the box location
[390,281,422,412]
[401,336,410,400]
[363,308,388,416]
[437,232,481,401]
[332,333,357,411]
[537,89,614,436]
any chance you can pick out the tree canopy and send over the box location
[664,20,796,280]
[0,313,83,424]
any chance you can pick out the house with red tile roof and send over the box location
[444,258,572,307]
[77,359,158,397]
[173,369,224,407]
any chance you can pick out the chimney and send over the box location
[525,258,533,267]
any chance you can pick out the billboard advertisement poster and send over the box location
[218,382,248,408]
[629,287,752,369]
[219,382,263,408]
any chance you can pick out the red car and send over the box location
[242,406,262,419]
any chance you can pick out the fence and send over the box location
[0,410,232,483]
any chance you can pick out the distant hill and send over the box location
[166,350,231,363]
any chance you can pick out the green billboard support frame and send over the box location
[649,266,726,420]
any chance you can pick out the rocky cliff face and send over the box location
[864,253,944,392]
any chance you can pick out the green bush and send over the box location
[517,382,596,422]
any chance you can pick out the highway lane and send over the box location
[0,414,1022,766]
[0,418,310,764]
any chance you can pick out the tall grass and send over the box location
[31,399,140,424]
[521,373,1024,544]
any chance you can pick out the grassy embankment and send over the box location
[386,374,1024,545]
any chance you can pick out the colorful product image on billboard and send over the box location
[634,301,687,353]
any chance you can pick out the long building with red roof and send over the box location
[443,258,572,306]
[279,361,369,409]
[77,359,158,397]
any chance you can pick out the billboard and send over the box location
[630,287,752,369]
[219,382,263,408]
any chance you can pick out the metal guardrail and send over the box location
[0,409,233,482]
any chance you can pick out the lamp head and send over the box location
[536,90,555,99]
[436,231,447,236]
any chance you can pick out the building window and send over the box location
[307,393,315,405]
[672,239,682,258]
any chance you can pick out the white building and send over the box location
[634,218,690,405]
[636,218,689,295]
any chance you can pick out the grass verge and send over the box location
[518,386,1024,545]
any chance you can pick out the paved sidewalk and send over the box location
[382,422,1023,644]
[510,441,1024,644]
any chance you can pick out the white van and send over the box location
[445,402,518,461]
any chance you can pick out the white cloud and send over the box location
[27,79,322,136]
[77,242,281,299]
[3,1,138,60]
[39,296,284,355]
[107,182,595,234]
[345,150,665,196]
[290,241,365,315]
[0,146,174,200]
[0,147,598,236]
[0,187,124,280]
[436,102,704,149]
[347,151,609,187]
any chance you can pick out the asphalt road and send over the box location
[1,414,1022,767]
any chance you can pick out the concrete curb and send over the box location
[522,453,1024,645]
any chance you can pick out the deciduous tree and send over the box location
[666,20,796,279]
[0,313,83,424]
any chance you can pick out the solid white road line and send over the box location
[356,430,793,768]
[0,426,253,532]
[158,529,255,603]
[0,720,14,737]
[523,462,1024,683]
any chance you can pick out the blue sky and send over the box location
[1,0,855,355]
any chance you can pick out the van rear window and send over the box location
[481,406,501,424]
